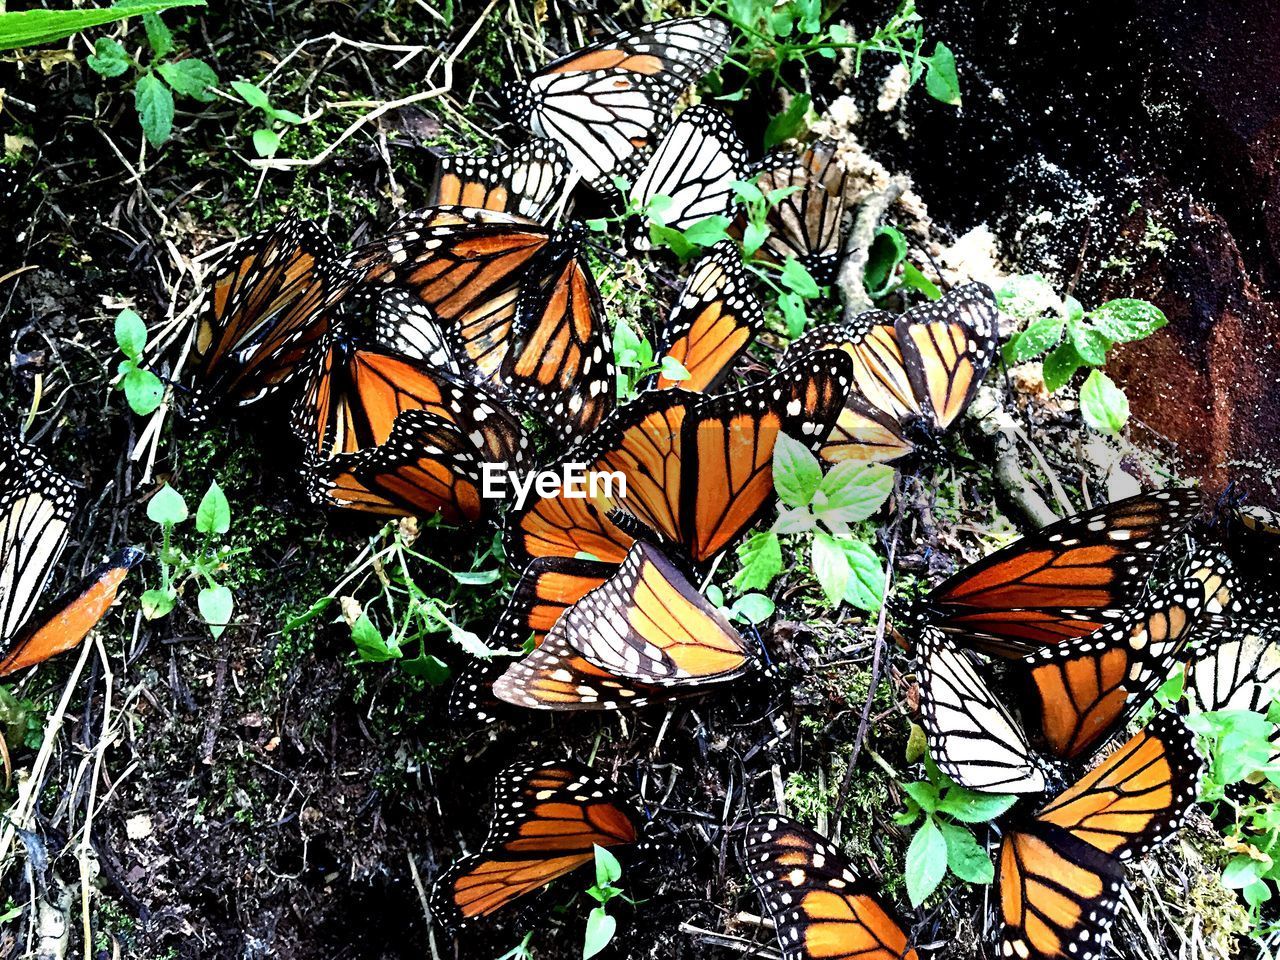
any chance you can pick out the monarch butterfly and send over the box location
[343,207,615,437]
[743,815,919,960]
[1,547,143,677]
[192,216,347,406]
[741,140,850,283]
[915,626,1046,794]
[354,286,463,375]
[509,17,731,188]
[791,283,999,466]
[908,489,1204,659]
[0,439,140,674]
[428,758,639,925]
[447,554,613,722]
[1023,552,1232,760]
[428,139,570,222]
[291,337,527,466]
[629,105,747,242]
[998,712,1202,960]
[1186,599,1280,714]
[653,241,763,393]
[491,541,754,711]
[506,350,853,568]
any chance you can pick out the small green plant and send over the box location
[863,225,942,303]
[0,687,46,750]
[894,749,1016,906]
[736,434,893,612]
[0,0,201,52]
[142,480,237,637]
[113,308,164,415]
[998,274,1168,436]
[85,11,218,147]
[714,0,961,111]
[230,80,305,158]
[1186,704,1280,927]
[611,315,690,400]
[496,933,536,960]
[582,845,627,960]
[289,519,501,682]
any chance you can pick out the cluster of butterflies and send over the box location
[0,434,141,681]
[146,10,1280,960]
[428,492,1280,960]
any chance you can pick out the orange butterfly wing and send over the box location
[0,548,142,676]
[744,815,918,960]
[429,760,638,924]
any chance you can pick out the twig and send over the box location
[249,0,501,171]
[992,427,1061,528]
[833,479,904,826]
[836,177,910,321]
[678,922,781,959]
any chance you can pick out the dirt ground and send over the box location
[0,1,1274,959]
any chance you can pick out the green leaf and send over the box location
[811,532,851,607]
[815,462,894,526]
[142,12,173,57]
[936,786,1017,824]
[1089,298,1167,343]
[230,79,270,110]
[402,653,450,684]
[837,538,885,613]
[281,596,334,633]
[114,308,148,358]
[742,221,769,256]
[864,226,907,298]
[122,367,164,415]
[658,355,690,383]
[1067,316,1111,366]
[729,592,775,625]
[902,781,940,813]
[900,262,942,300]
[268,107,305,125]
[924,42,962,106]
[140,588,175,620]
[1079,370,1129,435]
[86,36,130,77]
[772,433,822,508]
[764,93,811,150]
[158,58,218,102]
[0,0,205,53]
[779,257,821,298]
[252,127,281,158]
[939,820,994,884]
[648,223,695,259]
[906,818,949,906]
[1042,341,1085,392]
[146,483,188,526]
[195,481,231,535]
[583,906,617,960]
[594,845,622,887]
[733,531,783,592]
[731,179,764,206]
[198,585,233,638]
[351,613,401,662]
[679,216,732,248]
[1222,856,1265,890]
[778,291,808,338]
[1002,315,1065,364]
[135,72,174,146]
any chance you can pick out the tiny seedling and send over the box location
[230,80,305,158]
[496,933,536,960]
[582,845,627,960]
[611,315,690,400]
[998,274,1167,435]
[142,480,238,638]
[894,746,1017,906]
[85,11,218,147]
[113,309,164,415]
[745,434,893,611]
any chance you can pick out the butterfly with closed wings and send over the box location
[791,282,999,467]
[429,758,639,926]
[510,17,731,189]
[743,815,919,960]
[428,139,571,223]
